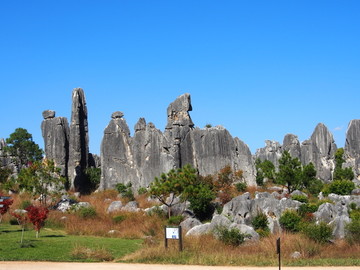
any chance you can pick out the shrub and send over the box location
[235,182,247,192]
[116,182,135,201]
[302,222,332,243]
[137,187,147,195]
[298,203,318,217]
[216,226,246,246]
[167,215,183,225]
[291,194,308,203]
[349,209,360,221]
[345,219,360,244]
[77,206,97,219]
[279,210,302,232]
[251,212,269,231]
[325,180,355,195]
[112,215,126,224]
[306,179,324,196]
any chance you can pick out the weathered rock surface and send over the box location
[301,123,337,182]
[41,110,70,177]
[100,94,256,190]
[180,217,202,231]
[255,140,282,168]
[345,119,360,179]
[68,88,89,191]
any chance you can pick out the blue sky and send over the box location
[1,1,359,155]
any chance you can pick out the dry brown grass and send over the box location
[71,244,114,261]
[123,232,360,266]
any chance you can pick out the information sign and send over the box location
[166,227,180,239]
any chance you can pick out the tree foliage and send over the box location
[25,205,49,238]
[333,148,354,181]
[4,128,43,168]
[255,159,275,186]
[16,159,66,205]
[215,165,243,204]
[275,151,302,193]
[0,195,13,223]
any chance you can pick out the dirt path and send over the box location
[0,262,359,270]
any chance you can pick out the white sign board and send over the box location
[166,227,180,239]
[0,204,3,208]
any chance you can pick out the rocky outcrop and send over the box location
[41,110,69,177]
[255,124,337,182]
[345,119,360,179]
[100,94,256,190]
[301,123,337,182]
[255,140,282,168]
[68,88,89,191]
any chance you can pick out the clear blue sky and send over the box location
[1,1,359,155]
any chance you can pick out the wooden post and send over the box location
[164,226,168,249]
[276,237,281,270]
[179,226,183,252]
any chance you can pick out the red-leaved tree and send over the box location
[11,210,28,244]
[0,195,13,223]
[25,205,49,238]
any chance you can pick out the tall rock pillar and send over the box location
[41,110,69,177]
[68,88,89,191]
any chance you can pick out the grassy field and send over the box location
[2,191,360,266]
[0,224,142,262]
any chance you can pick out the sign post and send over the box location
[165,226,183,251]
[276,237,281,270]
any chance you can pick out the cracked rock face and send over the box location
[301,123,337,182]
[99,93,256,190]
[345,119,360,178]
[68,88,89,191]
[41,111,69,177]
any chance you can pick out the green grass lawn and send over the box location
[0,224,142,262]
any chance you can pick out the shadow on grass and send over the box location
[1,229,23,233]
[43,234,65,238]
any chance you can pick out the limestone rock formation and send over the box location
[345,119,360,178]
[301,123,337,182]
[68,88,89,191]
[255,140,282,168]
[41,110,69,177]
[99,93,257,190]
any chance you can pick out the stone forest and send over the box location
[2,87,360,242]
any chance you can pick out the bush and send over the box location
[279,210,302,232]
[302,222,332,243]
[116,183,135,201]
[216,226,246,246]
[251,212,269,231]
[235,182,247,192]
[306,179,324,196]
[291,194,308,203]
[298,203,319,217]
[345,219,360,244]
[325,180,355,195]
[137,187,147,195]
[77,206,97,219]
[112,215,126,224]
[167,215,183,225]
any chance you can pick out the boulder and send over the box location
[229,223,260,241]
[107,201,123,213]
[180,217,202,231]
[123,201,139,212]
[185,223,212,236]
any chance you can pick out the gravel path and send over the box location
[0,262,359,270]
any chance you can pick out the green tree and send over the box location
[275,151,302,193]
[150,164,198,218]
[301,162,323,195]
[333,148,354,181]
[17,159,66,205]
[255,159,275,186]
[4,128,43,168]
[214,165,243,204]
[84,167,101,193]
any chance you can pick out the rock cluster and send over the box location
[35,89,360,191]
[41,88,95,192]
[255,123,337,182]
[100,93,256,191]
